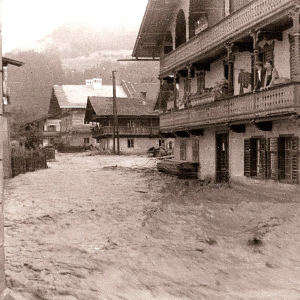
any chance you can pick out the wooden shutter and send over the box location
[292,136,299,184]
[289,34,300,81]
[268,137,279,181]
[180,140,186,161]
[257,138,267,179]
[244,139,251,177]
[192,139,199,162]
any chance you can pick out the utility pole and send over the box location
[112,70,119,154]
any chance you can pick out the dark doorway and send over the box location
[216,133,229,183]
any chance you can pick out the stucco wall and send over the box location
[205,58,225,89]
[229,120,300,183]
[274,30,291,79]
[106,137,163,154]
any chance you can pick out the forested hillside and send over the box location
[4,23,159,121]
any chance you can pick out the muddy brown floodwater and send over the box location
[3,152,300,300]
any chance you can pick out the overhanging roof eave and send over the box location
[132,0,179,58]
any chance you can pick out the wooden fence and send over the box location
[11,149,48,178]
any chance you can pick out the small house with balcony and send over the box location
[47,78,128,147]
[133,0,300,185]
[84,96,163,154]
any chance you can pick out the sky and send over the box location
[2,0,148,53]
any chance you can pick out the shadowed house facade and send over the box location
[46,79,128,147]
[84,96,163,153]
[133,0,300,185]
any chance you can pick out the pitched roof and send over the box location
[53,84,128,108]
[86,96,158,120]
[121,80,159,100]
[132,0,179,58]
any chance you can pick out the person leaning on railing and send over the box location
[263,60,279,90]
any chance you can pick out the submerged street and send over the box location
[3,153,300,300]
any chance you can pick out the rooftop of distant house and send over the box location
[53,78,128,109]
[85,96,158,123]
[121,80,159,100]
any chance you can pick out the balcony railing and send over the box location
[160,82,300,131]
[92,126,160,138]
[43,131,60,137]
[160,0,294,75]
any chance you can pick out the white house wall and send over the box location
[205,59,225,89]
[45,119,61,132]
[274,30,291,80]
[105,137,166,154]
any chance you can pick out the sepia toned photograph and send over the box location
[1,0,300,299]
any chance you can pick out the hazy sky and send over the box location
[2,0,148,52]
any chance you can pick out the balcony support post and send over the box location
[173,71,178,110]
[186,64,192,107]
[226,43,235,96]
[251,30,261,90]
[290,7,300,81]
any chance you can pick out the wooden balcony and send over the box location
[92,126,160,138]
[160,0,295,75]
[43,131,60,138]
[160,83,300,132]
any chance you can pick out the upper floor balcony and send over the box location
[160,82,300,132]
[160,0,296,76]
[92,126,160,138]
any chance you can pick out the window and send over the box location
[84,138,90,144]
[180,139,186,161]
[192,139,199,162]
[159,139,165,147]
[244,136,299,183]
[196,71,205,94]
[278,137,299,183]
[128,139,134,148]
[168,141,173,150]
[48,125,56,132]
[244,138,267,179]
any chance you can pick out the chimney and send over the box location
[141,91,147,105]
[93,78,103,90]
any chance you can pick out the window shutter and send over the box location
[257,138,267,179]
[292,136,299,184]
[268,137,279,181]
[244,139,251,177]
[289,34,295,80]
[180,140,186,161]
[192,139,199,162]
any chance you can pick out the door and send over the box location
[216,133,229,183]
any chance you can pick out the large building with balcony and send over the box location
[84,96,167,154]
[133,0,300,185]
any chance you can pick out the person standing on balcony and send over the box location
[264,60,279,90]
[254,61,266,92]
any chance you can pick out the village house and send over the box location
[46,78,128,147]
[84,96,169,154]
[133,0,300,185]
